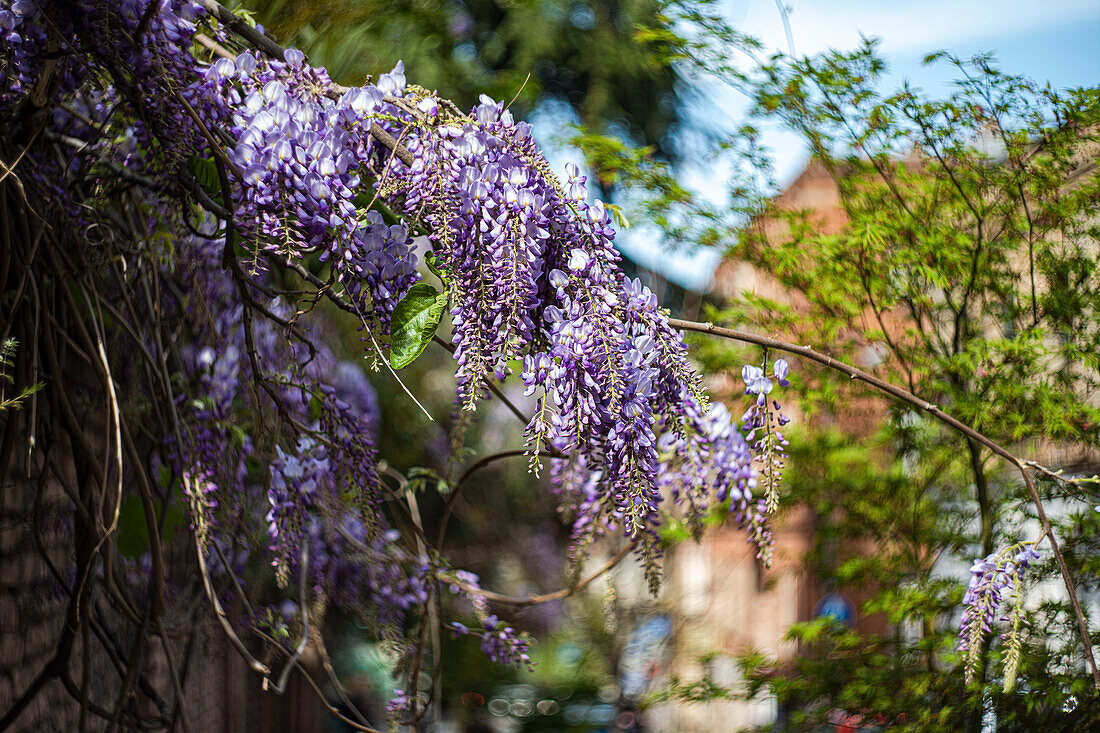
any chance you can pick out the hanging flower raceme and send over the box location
[958,543,1040,687]
[657,402,773,563]
[741,359,792,516]
[193,50,420,328]
[184,25,774,580]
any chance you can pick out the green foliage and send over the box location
[187,155,220,198]
[694,42,1100,726]
[742,598,1100,731]
[645,672,733,705]
[209,7,1100,724]
[568,127,729,249]
[407,465,451,497]
[734,41,1100,452]
[115,492,188,559]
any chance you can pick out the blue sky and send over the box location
[616,0,1100,291]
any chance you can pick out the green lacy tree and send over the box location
[715,43,1100,729]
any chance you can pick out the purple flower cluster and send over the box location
[443,571,534,668]
[169,235,423,630]
[958,544,1040,683]
[326,80,724,574]
[450,614,533,669]
[527,273,715,579]
[267,436,329,583]
[657,403,774,563]
[741,359,791,516]
[0,0,815,699]
[312,522,428,627]
[480,615,534,668]
[113,0,207,172]
[1,0,210,221]
[172,241,249,546]
[0,1,44,106]
[4,0,793,594]
[386,688,412,718]
[193,51,420,326]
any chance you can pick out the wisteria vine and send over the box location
[5,1,1095,729]
[0,0,794,727]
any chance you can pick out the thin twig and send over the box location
[436,447,565,550]
[184,475,270,676]
[450,546,632,608]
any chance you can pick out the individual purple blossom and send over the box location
[774,358,790,386]
[564,162,588,201]
[417,97,439,116]
[742,364,773,402]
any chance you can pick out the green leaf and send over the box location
[658,515,691,547]
[407,466,451,497]
[605,202,631,230]
[188,155,225,209]
[389,283,448,369]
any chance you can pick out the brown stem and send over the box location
[1020,469,1099,691]
[967,437,994,558]
[452,546,632,608]
[435,448,564,550]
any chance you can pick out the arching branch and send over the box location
[669,315,1100,690]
